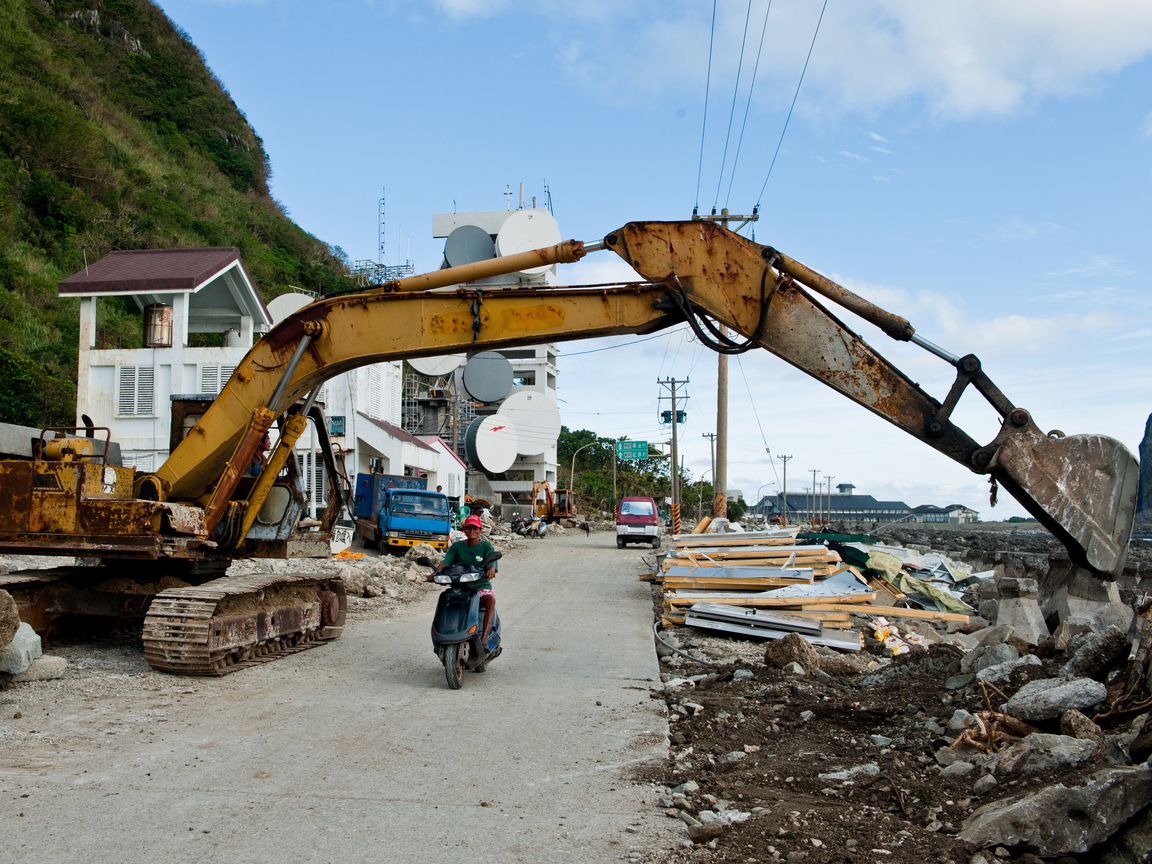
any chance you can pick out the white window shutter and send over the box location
[369,367,382,418]
[118,366,137,415]
[219,365,235,392]
[136,367,154,415]
[200,365,218,395]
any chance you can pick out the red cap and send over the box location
[463,515,483,529]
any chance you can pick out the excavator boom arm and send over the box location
[152,221,1135,576]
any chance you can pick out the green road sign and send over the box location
[616,440,648,460]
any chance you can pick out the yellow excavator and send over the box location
[0,221,1137,675]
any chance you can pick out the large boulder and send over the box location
[1006,677,1108,723]
[1095,803,1152,864]
[1060,625,1132,682]
[992,733,1097,776]
[0,622,41,674]
[958,764,1152,855]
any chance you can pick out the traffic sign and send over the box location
[616,440,648,460]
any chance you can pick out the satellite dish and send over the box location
[444,225,496,268]
[267,293,313,325]
[464,415,519,473]
[409,354,465,377]
[462,351,514,403]
[496,391,561,457]
[495,209,562,276]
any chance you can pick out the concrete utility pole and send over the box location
[702,432,716,483]
[778,455,792,527]
[810,469,819,528]
[824,475,835,527]
[714,343,728,519]
[692,207,757,522]
[658,378,688,512]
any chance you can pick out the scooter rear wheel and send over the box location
[444,643,466,690]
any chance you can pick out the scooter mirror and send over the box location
[415,556,434,567]
[481,550,503,567]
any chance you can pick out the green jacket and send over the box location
[441,538,496,591]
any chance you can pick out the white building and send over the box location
[431,205,562,494]
[61,251,444,512]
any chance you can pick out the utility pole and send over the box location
[824,474,834,528]
[658,378,688,534]
[778,455,792,527]
[715,342,728,519]
[702,432,716,482]
[693,207,757,522]
[810,469,819,528]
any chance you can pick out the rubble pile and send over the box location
[648,532,1152,864]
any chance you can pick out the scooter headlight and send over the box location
[433,572,452,585]
[458,572,480,583]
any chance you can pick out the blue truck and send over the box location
[352,473,451,555]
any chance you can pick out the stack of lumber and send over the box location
[648,528,970,649]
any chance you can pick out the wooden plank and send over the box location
[798,603,970,623]
[665,590,877,608]
[691,516,712,535]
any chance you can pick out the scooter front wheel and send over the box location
[444,642,466,690]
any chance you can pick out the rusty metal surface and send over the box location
[142,573,347,676]
[989,424,1138,576]
[201,408,276,534]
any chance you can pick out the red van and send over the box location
[615,496,660,549]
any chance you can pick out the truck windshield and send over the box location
[620,501,654,516]
[390,493,448,516]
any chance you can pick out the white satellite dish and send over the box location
[464,415,519,473]
[495,209,562,276]
[267,293,313,325]
[496,391,561,457]
[409,354,466,377]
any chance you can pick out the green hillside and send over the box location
[0,0,354,426]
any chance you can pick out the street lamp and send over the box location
[697,468,713,521]
[569,442,595,492]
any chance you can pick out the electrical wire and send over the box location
[725,0,773,207]
[736,353,780,487]
[560,330,674,357]
[713,0,755,211]
[755,0,830,209]
[694,0,719,212]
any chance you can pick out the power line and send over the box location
[736,354,779,486]
[713,0,755,211]
[725,0,773,208]
[755,0,830,209]
[561,330,674,357]
[694,0,719,212]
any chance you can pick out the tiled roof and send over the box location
[358,413,436,452]
[60,248,246,295]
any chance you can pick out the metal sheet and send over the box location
[662,566,813,581]
[683,614,862,651]
[686,602,823,634]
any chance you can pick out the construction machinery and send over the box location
[0,221,1136,675]
[532,480,577,523]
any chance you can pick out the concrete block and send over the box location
[12,655,66,682]
[994,596,1049,645]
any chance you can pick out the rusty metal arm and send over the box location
[605,221,1136,576]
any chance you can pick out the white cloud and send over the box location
[871,146,891,154]
[870,131,889,142]
[467,1,1152,120]
[838,150,869,162]
[872,175,890,182]
[1143,112,1152,140]
[985,217,1068,243]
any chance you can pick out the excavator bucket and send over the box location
[991,427,1138,577]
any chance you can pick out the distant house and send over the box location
[912,504,979,524]
[748,487,912,525]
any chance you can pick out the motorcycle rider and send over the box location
[428,514,497,653]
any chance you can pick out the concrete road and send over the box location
[0,532,675,863]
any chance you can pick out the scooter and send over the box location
[417,553,503,689]
[510,513,547,539]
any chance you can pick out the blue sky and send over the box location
[157,0,1152,519]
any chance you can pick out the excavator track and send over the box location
[142,573,347,676]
